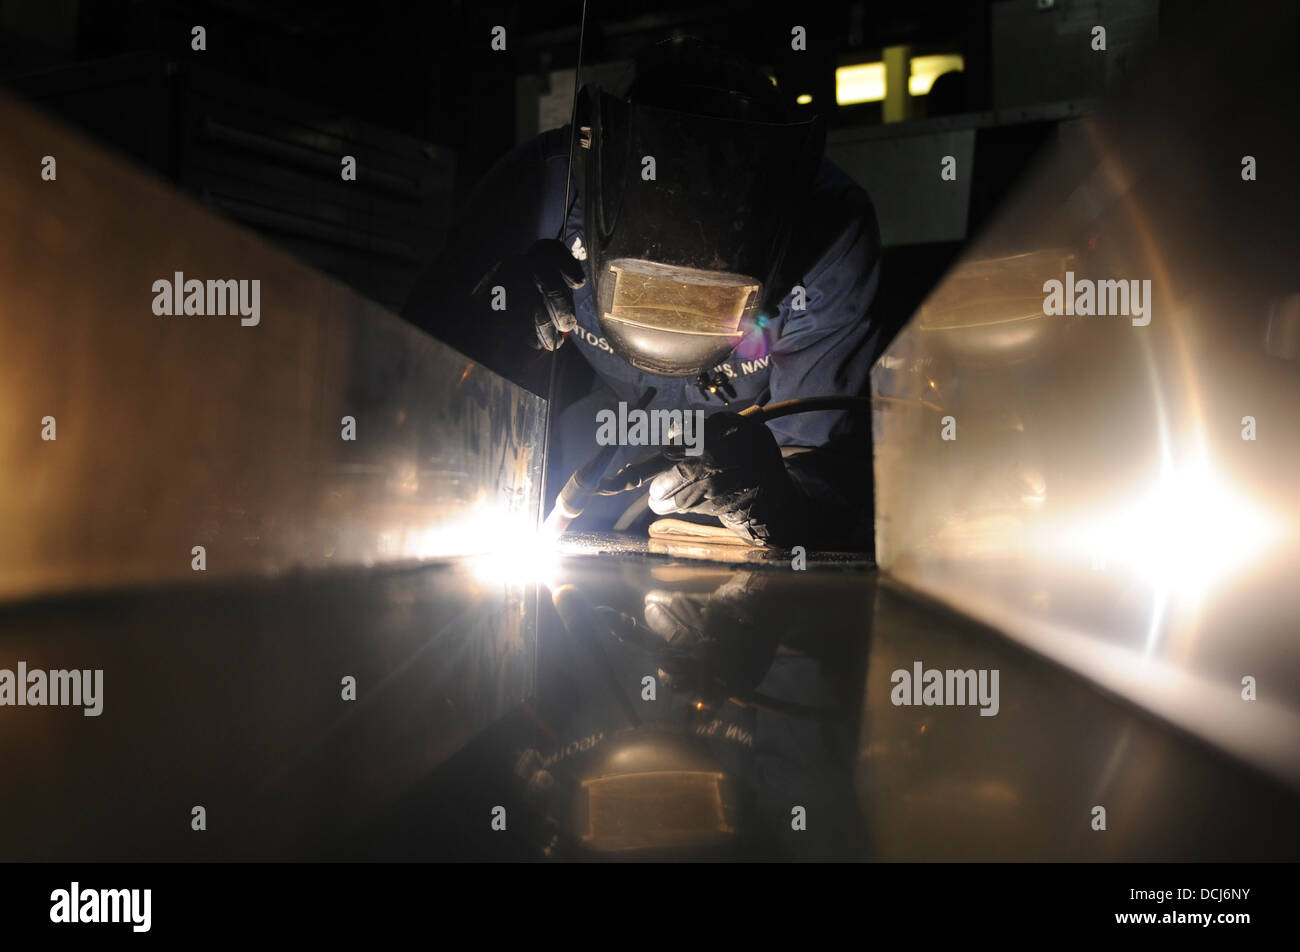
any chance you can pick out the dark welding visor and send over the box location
[579,88,824,377]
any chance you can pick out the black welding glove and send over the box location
[647,411,809,548]
[472,238,586,351]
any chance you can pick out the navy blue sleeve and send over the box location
[766,161,882,551]
[401,129,574,386]
[766,160,882,448]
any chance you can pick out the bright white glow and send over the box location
[464,534,560,588]
[908,54,963,96]
[1059,456,1284,599]
[836,62,885,105]
[388,495,560,586]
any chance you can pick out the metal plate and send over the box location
[0,92,545,602]
[871,4,1300,788]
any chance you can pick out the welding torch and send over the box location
[542,387,657,536]
[541,394,871,537]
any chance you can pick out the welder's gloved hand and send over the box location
[641,573,782,699]
[472,238,586,351]
[648,411,808,547]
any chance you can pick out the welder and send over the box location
[403,39,883,551]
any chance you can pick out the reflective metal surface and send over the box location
[3,536,1296,861]
[871,3,1300,787]
[858,579,1298,861]
[0,92,544,602]
[0,562,538,860]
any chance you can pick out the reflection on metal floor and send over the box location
[4,532,1296,862]
[557,529,873,567]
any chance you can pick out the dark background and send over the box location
[1,0,1000,187]
[0,0,1170,331]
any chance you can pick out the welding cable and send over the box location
[555,0,589,241]
[740,395,872,424]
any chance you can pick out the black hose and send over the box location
[739,395,872,422]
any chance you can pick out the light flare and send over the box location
[1058,455,1284,600]
[394,496,561,586]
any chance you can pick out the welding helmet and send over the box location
[576,43,825,377]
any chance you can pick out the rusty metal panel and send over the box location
[0,92,545,602]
